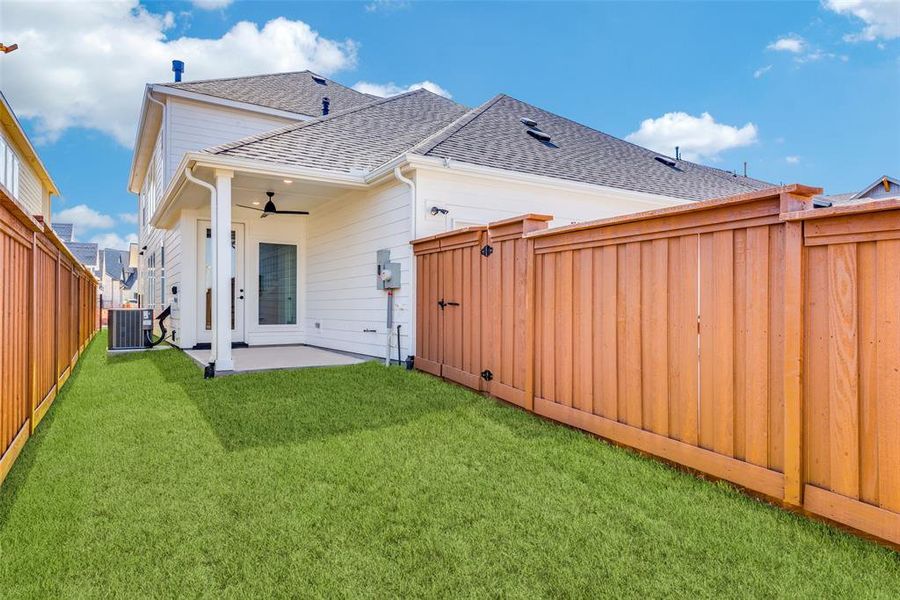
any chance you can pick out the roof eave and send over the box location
[395,153,693,207]
[151,152,369,229]
[0,91,60,196]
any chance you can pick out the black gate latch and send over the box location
[481,370,493,381]
[480,244,493,257]
[438,298,447,309]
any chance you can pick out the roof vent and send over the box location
[520,117,537,127]
[526,128,551,142]
[322,97,330,116]
[312,74,327,85]
[654,156,677,168]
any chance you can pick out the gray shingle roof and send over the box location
[52,222,74,242]
[412,95,773,201]
[209,89,469,174]
[206,89,774,201]
[102,248,131,281]
[67,242,98,267]
[159,71,377,117]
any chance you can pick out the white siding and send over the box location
[0,129,46,218]
[413,167,687,239]
[165,98,296,184]
[305,182,413,359]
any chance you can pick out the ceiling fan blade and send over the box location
[236,204,264,211]
[274,210,310,215]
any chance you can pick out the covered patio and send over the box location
[152,150,391,375]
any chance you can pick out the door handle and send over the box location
[239,295,244,300]
[446,301,460,307]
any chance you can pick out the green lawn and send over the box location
[1,333,897,598]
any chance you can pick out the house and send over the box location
[128,65,773,372]
[815,174,899,206]
[99,248,138,309]
[0,90,56,221]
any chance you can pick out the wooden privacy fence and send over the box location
[0,186,99,487]
[412,185,900,546]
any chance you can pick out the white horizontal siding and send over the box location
[413,167,687,238]
[165,98,295,184]
[305,182,412,359]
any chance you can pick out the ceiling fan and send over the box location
[238,191,309,218]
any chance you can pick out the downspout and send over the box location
[394,165,416,363]
[184,166,218,370]
[146,91,167,181]
[143,91,166,313]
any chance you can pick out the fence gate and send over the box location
[413,226,486,389]
[412,215,552,400]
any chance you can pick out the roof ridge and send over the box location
[409,94,506,156]
[158,69,313,88]
[206,88,439,155]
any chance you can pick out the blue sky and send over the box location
[1,0,898,249]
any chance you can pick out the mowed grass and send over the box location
[0,333,897,598]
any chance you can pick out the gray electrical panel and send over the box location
[376,248,401,290]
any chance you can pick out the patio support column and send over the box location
[214,169,234,371]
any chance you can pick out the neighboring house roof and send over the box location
[158,71,378,117]
[102,248,131,281]
[412,94,773,201]
[52,222,74,242]
[207,90,772,201]
[67,242,99,268]
[0,91,59,196]
[208,89,469,174]
[814,175,899,207]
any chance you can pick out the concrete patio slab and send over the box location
[185,345,367,374]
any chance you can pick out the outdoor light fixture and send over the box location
[430,206,449,216]
[252,201,260,205]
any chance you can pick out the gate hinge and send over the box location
[480,244,493,257]
[481,370,493,381]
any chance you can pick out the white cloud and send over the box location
[0,1,358,146]
[825,0,900,41]
[767,36,806,52]
[786,155,801,164]
[191,0,233,9]
[364,1,411,13]
[90,232,138,250]
[353,80,452,98]
[626,112,759,162]
[754,65,773,78]
[53,204,115,230]
[118,213,139,224]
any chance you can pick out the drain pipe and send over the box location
[393,165,415,363]
[184,166,218,371]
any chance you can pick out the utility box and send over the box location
[376,249,401,290]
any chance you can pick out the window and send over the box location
[0,136,20,198]
[258,242,297,325]
[146,252,157,309]
[160,245,166,305]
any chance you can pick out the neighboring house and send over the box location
[99,248,138,309]
[816,175,899,206]
[128,66,773,371]
[0,90,57,220]
[51,222,100,277]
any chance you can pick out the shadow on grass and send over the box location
[0,341,91,532]
[146,350,465,452]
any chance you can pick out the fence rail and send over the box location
[412,185,900,546]
[0,185,99,486]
